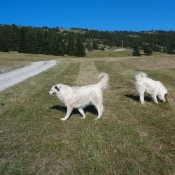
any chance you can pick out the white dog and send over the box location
[134,72,168,104]
[49,73,109,120]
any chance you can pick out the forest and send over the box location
[0,24,175,57]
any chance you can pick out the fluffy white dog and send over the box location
[49,73,109,120]
[134,72,168,104]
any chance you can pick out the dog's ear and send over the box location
[55,85,60,91]
[165,93,168,98]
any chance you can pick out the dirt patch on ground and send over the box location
[113,48,127,52]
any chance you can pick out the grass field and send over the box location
[0,51,175,174]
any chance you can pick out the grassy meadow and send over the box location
[0,51,175,174]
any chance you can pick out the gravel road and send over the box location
[0,60,57,92]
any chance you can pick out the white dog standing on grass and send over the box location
[49,73,109,120]
[134,72,168,104]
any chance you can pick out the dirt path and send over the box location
[0,60,57,92]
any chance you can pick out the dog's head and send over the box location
[164,93,168,101]
[49,84,61,97]
[158,93,168,102]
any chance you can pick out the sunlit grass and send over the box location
[86,50,131,58]
[0,52,175,174]
[0,50,128,73]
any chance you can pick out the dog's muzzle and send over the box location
[52,92,56,97]
[49,91,56,97]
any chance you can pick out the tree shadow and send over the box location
[50,105,97,117]
[125,94,152,102]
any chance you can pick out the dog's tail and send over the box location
[98,72,110,91]
[134,72,147,81]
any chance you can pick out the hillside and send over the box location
[0,24,175,56]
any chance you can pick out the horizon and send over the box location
[1,23,175,33]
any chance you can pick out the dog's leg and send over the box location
[61,106,73,121]
[136,84,145,104]
[140,93,145,104]
[151,94,158,103]
[95,104,103,120]
[78,108,85,119]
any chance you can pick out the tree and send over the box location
[41,31,50,54]
[167,44,175,54]
[67,35,75,56]
[144,44,153,56]
[49,35,57,55]
[86,41,93,51]
[93,40,98,50]
[18,27,28,53]
[36,29,44,54]
[26,31,38,54]
[75,37,86,57]
[57,36,65,56]
[132,44,141,56]
[49,35,64,56]
[9,24,19,51]
[0,30,9,52]
[101,46,105,51]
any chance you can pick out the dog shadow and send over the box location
[125,94,152,102]
[50,105,98,116]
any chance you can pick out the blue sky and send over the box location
[1,0,175,31]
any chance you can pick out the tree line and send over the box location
[0,24,86,57]
[0,24,175,56]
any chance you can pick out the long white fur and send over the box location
[49,72,109,120]
[134,72,168,104]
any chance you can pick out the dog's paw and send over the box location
[61,117,67,121]
[95,117,100,120]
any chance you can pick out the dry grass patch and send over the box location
[76,60,99,86]
[124,55,175,69]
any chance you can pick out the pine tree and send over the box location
[67,35,75,56]
[167,44,175,54]
[10,24,19,51]
[41,31,50,55]
[0,30,9,52]
[36,29,44,54]
[48,36,56,55]
[132,44,141,56]
[18,27,28,53]
[93,40,98,50]
[144,44,152,56]
[57,36,65,56]
[75,37,86,57]
[49,35,64,56]
[26,31,38,54]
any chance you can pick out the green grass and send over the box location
[0,52,175,174]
